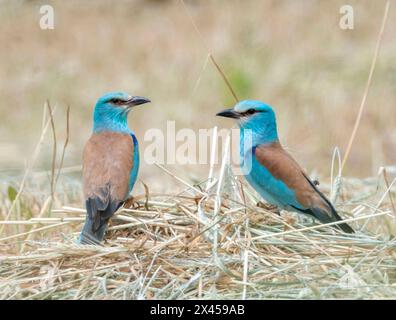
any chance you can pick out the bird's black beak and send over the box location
[216,108,241,119]
[127,96,151,106]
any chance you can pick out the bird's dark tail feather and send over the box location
[298,173,355,234]
[327,209,354,234]
[293,205,354,233]
[339,223,355,233]
[78,197,123,245]
[317,209,354,233]
[79,218,108,245]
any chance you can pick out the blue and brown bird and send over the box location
[79,92,151,245]
[216,100,354,233]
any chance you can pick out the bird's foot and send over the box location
[124,196,138,209]
[256,202,281,215]
[283,214,297,227]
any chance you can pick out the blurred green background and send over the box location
[0,0,395,188]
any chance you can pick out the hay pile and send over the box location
[1,166,396,300]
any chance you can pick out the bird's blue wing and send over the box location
[129,132,139,193]
[242,143,354,233]
[242,147,304,210]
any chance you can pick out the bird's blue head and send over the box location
[93,92,150,133]
[216,100,279,146]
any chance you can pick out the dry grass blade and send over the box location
[55,105,71,186]
[341,0,391,171]
[0,104,57,235]
[180,0,239,103]
[380,167,396,216]
[47,100,57,206]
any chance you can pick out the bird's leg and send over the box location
[256,201,281,215]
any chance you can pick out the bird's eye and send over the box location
[246,109,256,115]
[110,98,121,104]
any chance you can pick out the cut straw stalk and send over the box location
[196,126,219,242]
[205,126,218,192]
[379,167,396,215]
[211,133,240,278]
[0,222,70,242]
[330,147,342,204]
[361,176,396,230]
[0,217,84,225]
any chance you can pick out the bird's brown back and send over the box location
[83,131,134,202]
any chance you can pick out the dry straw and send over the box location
[1,167,396,299]
[1,1,395,300]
